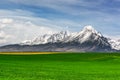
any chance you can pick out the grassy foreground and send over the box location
[0,52,120,80]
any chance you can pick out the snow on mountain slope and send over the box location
[46,31,70,43]
[65,25,110,49]
[21,31,70,45]
[21,25,111,48]
[67,25,103,43]
[108,39,120,50]
[3,25,117,52]
[31,34,51,45]
[21,40,32,45]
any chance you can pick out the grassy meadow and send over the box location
[0,52,120,80]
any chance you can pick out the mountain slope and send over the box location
[21,31,70,45]
[0,25,117,52]
[108,39,120,50]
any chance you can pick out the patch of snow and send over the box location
[108,39,120,50]
[21,25,107,47]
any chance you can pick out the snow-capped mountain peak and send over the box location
[21,25,111,51]
[69,25,103,43]
[83,25,96,32]
[47,30,70,43]
[6,25,119,52]
[108,39,120,50]
[81,25,102,36]
[21,26,105,45]
[21,31,70,45]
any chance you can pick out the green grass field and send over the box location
[0,52,120,80]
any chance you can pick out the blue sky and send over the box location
[0,0,120,45]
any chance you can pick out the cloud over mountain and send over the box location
[0,17,59,45]
[0,0,120,46]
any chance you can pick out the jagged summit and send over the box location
[108,39,120,50]
[69,25,103,43]
[81,25,102,36]
[21,25,108,47]
[83,25,95,31]
[21,31,70,45]
[0,25,115,52]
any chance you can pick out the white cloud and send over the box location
[0,16,83,45]
[0,17,60,45]
[0,8,119,45]
[0,31,14,44]
[0,18,13,24]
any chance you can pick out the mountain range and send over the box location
[0,25,119,52]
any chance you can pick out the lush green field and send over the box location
[0,52,120,80]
